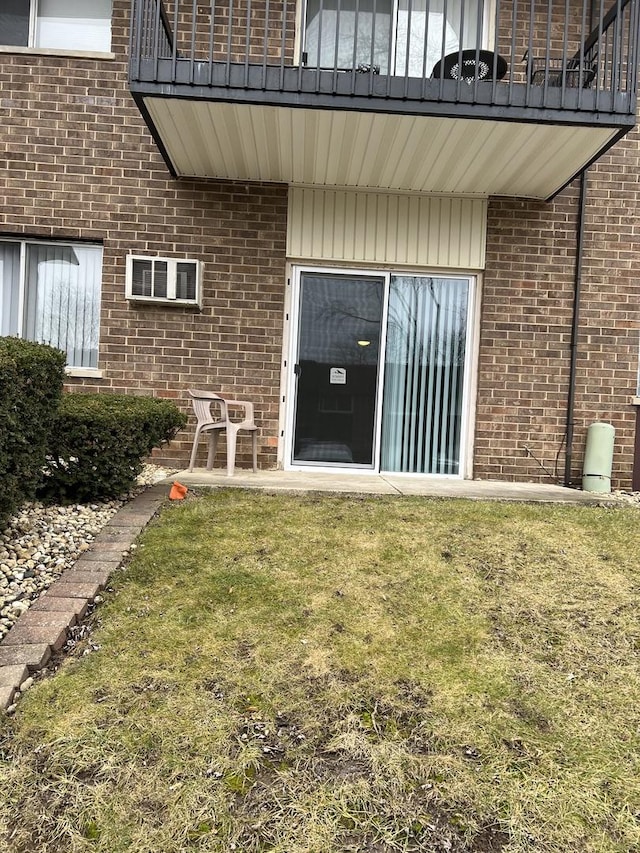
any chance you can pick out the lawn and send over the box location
[1,490,639,852]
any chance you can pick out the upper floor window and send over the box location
[1,0,112,53]
[0,239,102,370]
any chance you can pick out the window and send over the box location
[0,238,102,369]
[1,0,112,52]
[126,256,202,307]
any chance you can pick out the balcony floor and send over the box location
[138,94,621,199]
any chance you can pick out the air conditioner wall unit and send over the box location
[125,255,202,307]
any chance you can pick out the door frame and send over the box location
[282,264,479,476]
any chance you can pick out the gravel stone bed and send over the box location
[0,465,176,642]
[611,490,640,506]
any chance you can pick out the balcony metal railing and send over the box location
[129,0,639,116]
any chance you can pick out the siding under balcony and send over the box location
[129,0,640,200]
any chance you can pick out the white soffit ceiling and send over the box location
[143,97,616,199]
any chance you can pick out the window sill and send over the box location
[632,397,640,406]
[65,367,103,379]
[0,46,115,60]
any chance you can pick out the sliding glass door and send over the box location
[303,0,485,77]
[381,276,469,474]
[289,269,473,475]
[292,272,385,467]
[303,0,393,72]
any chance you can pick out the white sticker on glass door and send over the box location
[329,367,347,385]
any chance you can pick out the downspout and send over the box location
[564,169,588,487]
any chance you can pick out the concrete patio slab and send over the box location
[167,469,611,504]
[170,469,399,494]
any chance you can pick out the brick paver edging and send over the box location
[0,484,168,711]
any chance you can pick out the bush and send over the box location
[0,338,66,529]
[38,393,187,503]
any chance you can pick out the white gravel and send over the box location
[611,490,640,506]
[0,465,176,642]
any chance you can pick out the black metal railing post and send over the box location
[130,0,143,81]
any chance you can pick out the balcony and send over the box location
[129,0,640,199]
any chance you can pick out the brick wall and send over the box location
[479,127,640,490]
[0,0,288,471]
[2,0,638,485]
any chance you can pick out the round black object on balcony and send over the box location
[432,50,508,83]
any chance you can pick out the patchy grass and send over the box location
[1,490,640,852]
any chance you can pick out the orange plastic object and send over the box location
[169,481,188,500]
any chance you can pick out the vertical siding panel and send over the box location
[427,199,441,267]
[450,198,461,268]
[402,196,413,266]
[345,191,357,262]
[312,190,325,259]
[286,189,299,258]
[408,195,420,266]
[397,196,409,266]
[287,189,487,269]
[387,194,399,266]
[458,199,470,268]
[333,192,346,262]
[467,201,478,267]
[322,190,334,259]
[439,197,451,267]
[376,195,384,264]
[353,193,367,262]
[409,195,421,267]
[364,193,377,261]
[475,199,487,268]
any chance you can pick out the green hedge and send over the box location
[38,393,187,503]
[0,338,67,529]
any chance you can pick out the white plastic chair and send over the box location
[187,390,258,477]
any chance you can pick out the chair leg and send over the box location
[188,426,203,472]
[226,427,237,477]
[252,431,257,473]
[206,431,218,471]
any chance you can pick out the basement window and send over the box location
[1,0,112,53]
[126,256,203,308]
[0,237,102,369]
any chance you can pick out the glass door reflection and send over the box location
[292,272,384,467]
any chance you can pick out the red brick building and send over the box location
[1,0,639,489]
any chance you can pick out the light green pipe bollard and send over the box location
[582,422,615,493]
